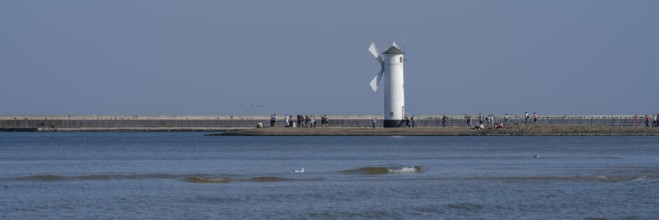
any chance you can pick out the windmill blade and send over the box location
[368,42,384,92]
[368,42,383,63]
[369,69,384,92]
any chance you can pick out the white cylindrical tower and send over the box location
[382,45,405,127]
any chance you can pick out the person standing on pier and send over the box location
[442,115,447,127]
[411,115,416,127]
[466,115,471,127]
[297,115,305,128]
[490,115,494,128]
[321,114,329,128]
[525,112,529,124]
[270,114,277,127]
[634,114,639,127]
[504,113,509,126]
[491,115,496,129]
[372,118,377,129]
[533,112,538,124]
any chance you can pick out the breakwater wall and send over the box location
[0,115,650,131]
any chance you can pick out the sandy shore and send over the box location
[213,125,659,136]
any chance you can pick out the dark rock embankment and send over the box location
[211,125,659,136]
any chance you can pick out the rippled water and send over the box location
[1,133,658,219]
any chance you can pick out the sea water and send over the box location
[1,133,658,219]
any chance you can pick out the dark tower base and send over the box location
[383,120,405,128]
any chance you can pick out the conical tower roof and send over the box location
[383,46,405,54]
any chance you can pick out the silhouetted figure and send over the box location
[270,114,277,127]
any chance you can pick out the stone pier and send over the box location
[0,114,652,131]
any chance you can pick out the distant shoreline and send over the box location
[211,125,659,136]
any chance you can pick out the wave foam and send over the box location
[388,166,424,173]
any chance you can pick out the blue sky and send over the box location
[1,1,657,115]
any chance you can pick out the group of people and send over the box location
[470,113,505,130]
[258,112,659,128]
[398,115,416,127]
[633,114,659,127]
[262,113,533,129]
[288,114,325,128]
[259,114,330,128]
[524,112,538,125]
[468,112,539,130]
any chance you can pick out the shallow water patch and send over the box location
[185,176,231,183]
[248,176,289,182]
[447,203,484,211]
[16,174,179,182]
[17,175,67,181]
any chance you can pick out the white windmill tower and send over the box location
[368,42,405,128]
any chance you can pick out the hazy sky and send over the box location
[1,1,657,115]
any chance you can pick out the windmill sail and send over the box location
[368,42,384,92]
[368,43,383,63]
[370,71,383,92]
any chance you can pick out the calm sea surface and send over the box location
[1,133,658,219]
